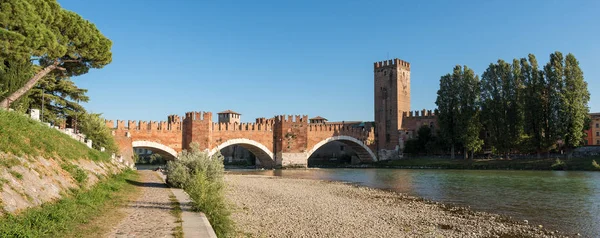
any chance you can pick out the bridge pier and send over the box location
[276,152,309,169]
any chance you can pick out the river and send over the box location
[229,168,600,237]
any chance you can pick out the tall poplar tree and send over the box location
[436,65,482,159]
[436,74,459,159]
[481,61,508,155]
[521,54,548,157]
[507,59,525,150]
[456,66,483,159]
[544,52,566,153]
[562,53,590,155]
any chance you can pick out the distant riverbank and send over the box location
[225,174,567,238]
[313,156,600,171]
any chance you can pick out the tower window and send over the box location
[386,134,390,143]
[340,145,345,151]
[597,132,599,136]
[596,123,599,128]
[384,71,386,76]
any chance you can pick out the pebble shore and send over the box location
[225,174,566,238]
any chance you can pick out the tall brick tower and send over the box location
[374,58,411,153]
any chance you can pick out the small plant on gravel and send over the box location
[166,142,233,237]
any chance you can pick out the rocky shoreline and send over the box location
[225,174,569,238]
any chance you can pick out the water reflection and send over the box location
[229,168,600,236]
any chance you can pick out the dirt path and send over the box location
[106,170,178,238]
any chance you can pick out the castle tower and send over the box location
[374,58,411,151]
[217,110,241,124]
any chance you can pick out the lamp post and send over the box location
[41,83,44,123]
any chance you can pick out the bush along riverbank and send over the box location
[0,169,137,237]
[166,143,234,237]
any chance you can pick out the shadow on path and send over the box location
[125,179,168,188]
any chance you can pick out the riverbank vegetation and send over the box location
[373,156,600,171]
[165,143,233,237]
[407,51,590,160]
[0,110,111,162]
[0,169,137,237]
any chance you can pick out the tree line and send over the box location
[0,0,116,153]
[408,51,590,159]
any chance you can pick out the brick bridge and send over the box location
[107,111,376,168]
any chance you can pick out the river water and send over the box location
[229,168,600,237]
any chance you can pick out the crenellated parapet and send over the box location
[106,117,183,132]
[255,117,275,125]
[374,58,410,70]
[274,115,308,123]
[211,122,273,131]
[402,109,437,119]
[183,111,212,122]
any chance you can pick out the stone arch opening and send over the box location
[209,139,275,169]
[132,141,178,161]
[307,136,377,167]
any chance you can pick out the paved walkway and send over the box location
[106,170,178,238]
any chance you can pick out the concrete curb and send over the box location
[156,172,218,238]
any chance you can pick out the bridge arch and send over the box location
[307,136,377,163]
[132,141,178,159]
[209,138,275,169]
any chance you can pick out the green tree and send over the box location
[544,52,565,154]
[0,0,112,109]
[562,53,590,156]
[436,65,482,159]
[78,112,118,153]
[436,73,459,159]
[27,75,89,124]
[457,66,483,159]
[521,54,548,157]
[0,60,34,112]
[481,60,517,157]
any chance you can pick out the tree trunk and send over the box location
[464,148,469,160]
[0,61,59,109]
[451,145,455,159]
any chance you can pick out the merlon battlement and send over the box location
[106,117,182,131]
[274,115,309,123]
[211,122,273,131]
[374,58,411,69]
[184,111,212,121]
[402,109,438,118]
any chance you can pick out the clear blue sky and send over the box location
[58,0,599,123]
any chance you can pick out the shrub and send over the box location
[551,158,566,170]
[166,143,233,237]
[592,160,600,170]
[78,112,118,154]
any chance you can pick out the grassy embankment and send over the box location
[373,156,600,171]
[0,170,138,237]
[0,110,111,161]
[0,110,140,237]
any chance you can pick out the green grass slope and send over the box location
[0,110,110,161]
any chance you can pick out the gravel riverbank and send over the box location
[225,174,566,238]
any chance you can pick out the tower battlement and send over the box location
[184,111,212,122]
[374,58,410,70]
